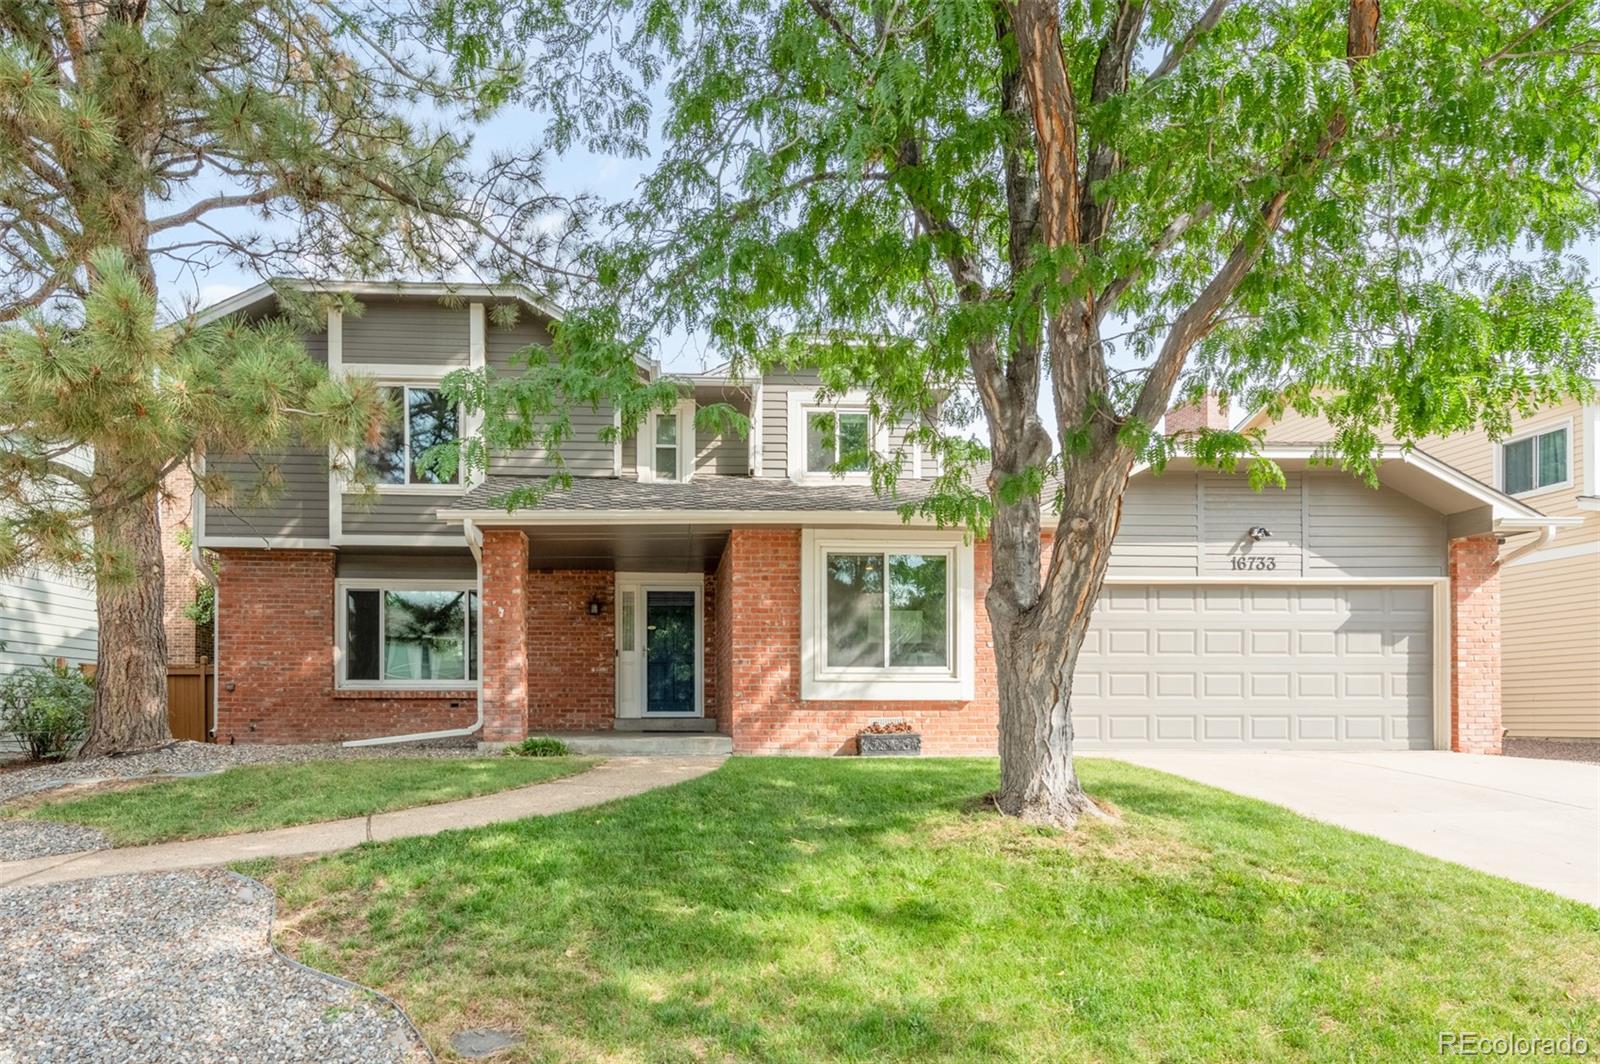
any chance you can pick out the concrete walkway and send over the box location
[0,755,722,889]
[1107,750,1600,906]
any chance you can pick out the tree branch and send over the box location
[1482,0,1581,68]
[1149,0,1232,81]
[1080,0,1146,246]
[147,188,286,233]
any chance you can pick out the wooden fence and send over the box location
[72,658,215,743]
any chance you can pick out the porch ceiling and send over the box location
[524,524,729,572]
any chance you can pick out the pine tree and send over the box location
[0,1,570,755]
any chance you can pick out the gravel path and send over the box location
[0,819,110,861]
[0,870,428,1063]
[0,739,478,807]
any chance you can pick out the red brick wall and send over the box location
[480,530,528,743]
[1449,534,1503,755]
[719,527,1000,755]
[525,568,615,732]
[215,549,476,743]
[712,549,734,736]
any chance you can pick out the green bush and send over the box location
[505,735,570,758]
[0,660,94,761]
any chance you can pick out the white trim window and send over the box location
[1498,421,1571,496]
[786,388,889,482]
[799,529,975,700]
[368,384,463,491]
[639,399,695,482]
[337,579,479,688]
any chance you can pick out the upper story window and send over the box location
[339,581,478,688]
[370,385,461,488]
[1500,424,1569,495]
[805,408,871,475]
[639,400,694,482]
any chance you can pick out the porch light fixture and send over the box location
[1247,526,1272,542]
[587,594,605,617]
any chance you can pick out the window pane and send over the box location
[654,444,678,480]
[1537,429,1567,488]
[467,589,479,681]
[345,590,381,680]
[383,590,467,681]
[825,553,884,668]
[838,412,870,472]
[888,554,948,667]
[654,413,678,445]
[806,411,835,472]
[407,387,459,484]
[619,590,635,652]
[368,387,406,484]
[1503,438,1534,494]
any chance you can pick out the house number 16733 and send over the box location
[1230,555,1277,571]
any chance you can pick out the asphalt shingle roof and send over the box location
[450,475,939,514]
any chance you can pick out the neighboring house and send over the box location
[192,282,1568,755]
[1,446,98,680]
[1243,392,1600,742]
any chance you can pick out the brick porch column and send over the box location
[480,529,529,743]
[1448,534,1502,755]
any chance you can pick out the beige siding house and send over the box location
[1243,393,1600,740]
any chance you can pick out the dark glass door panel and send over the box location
[645,590,696,713]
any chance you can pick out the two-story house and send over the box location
[1244,391,1600,743]
[192,283,1571,755]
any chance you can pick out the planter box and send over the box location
[857,732,921,757]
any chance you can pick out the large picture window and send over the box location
[340,582,478,687]
[1500,424,1570,495]
[800,531,974,701]
[369,385,461,487]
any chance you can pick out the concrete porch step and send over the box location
[482,732,733,757]
[612,718,719,733]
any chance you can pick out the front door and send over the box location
[614,574,703,718]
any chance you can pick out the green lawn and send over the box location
[11,757,597,845]
[259,758,1600,1063]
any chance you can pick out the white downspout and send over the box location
[1497,521,1559,566]
[340,518,487,748]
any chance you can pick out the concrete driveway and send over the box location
[1106,750,1600,907]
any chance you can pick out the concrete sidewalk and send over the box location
[1106,750,1600,906]
[0,755,722,889]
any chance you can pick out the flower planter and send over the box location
[857,731,922,757]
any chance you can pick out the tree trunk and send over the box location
[81,483,171,757]
[991,449,1130,826]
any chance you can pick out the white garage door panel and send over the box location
[1075,585,1433,750]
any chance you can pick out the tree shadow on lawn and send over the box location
[263,757,1600,1063]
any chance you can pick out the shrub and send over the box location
[0,660,94,760]
[505,735,570,758]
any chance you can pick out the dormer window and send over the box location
[369,385,462,488]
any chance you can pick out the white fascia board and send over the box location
[434,507,929,528]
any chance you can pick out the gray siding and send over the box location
[484,312,615,477]
[204,447,329,541]
[341,493,457,538]
[758,369,927,479]
[0,568,96,672]
[336,551,475,579]
[343,299,468,366]
[1108,471,1446,579]
[696,421,747,476]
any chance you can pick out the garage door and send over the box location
[1074,584,1435,749]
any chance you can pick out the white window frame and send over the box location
[799,528,975,701]
[372,381,465,494]
[335,578,479,690]
[1495,417,1573,497]
[787,388,888,484]
[637,398,695,483]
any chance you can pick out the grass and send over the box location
[9,756,597,845]
[257,757,1600,1063]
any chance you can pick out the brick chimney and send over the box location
[1166,393,1228,434]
